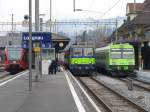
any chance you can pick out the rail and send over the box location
[78,76,148,111]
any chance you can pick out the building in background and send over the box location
[126,3,144,21]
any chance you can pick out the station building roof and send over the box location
[126,3,144,15]
[52,33,70,53]
[52,33,70,42]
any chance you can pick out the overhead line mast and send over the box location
[134,0,136,13]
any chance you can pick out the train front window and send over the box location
[84,48,93,56]
[73,48,82,56]
[111,49,121,59]
[8,48,22,60]
[123,49,134,59]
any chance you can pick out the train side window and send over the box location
[73,48,82,56]
[100,51,105,59]
[84,48,93,56]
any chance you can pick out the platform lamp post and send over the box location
[29,0,32,91]
[35,0,40,82]
[39,14,45,78]
[24,14,32,90]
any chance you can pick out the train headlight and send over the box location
[74,61,78,64]
[13,61,16,64]
[89,61,92,64]
[129,62,134,65]
[112,62,116,65]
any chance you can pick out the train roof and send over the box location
[71,42,95,48]
[96,43,133,52]
[71,45,95,48]
[96,46,110,52]
[5,45,22,48]
[110,43,133,48]
[5,46,22,51]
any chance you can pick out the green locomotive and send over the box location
[65,43,96,75]
[95,43,135,76]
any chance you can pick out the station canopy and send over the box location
[52,33,70,53]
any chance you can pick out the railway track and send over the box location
[78,77,147,112]
[0,64,8,79]
[0,71,16,83]
[120,78,150,92]
[132,77,150,85]
[0,70,28,84]
[0,71,9,78]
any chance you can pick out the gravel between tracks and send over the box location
[95,75,150,111]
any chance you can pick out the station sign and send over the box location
[22,32,52,49]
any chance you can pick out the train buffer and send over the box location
[0,70,80,112]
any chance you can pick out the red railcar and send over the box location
[5,46,28,73]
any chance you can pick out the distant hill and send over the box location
[0,17,126,41]
[47,17,126,39]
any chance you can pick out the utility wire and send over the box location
[88,0,96,10]
[101,0,122,18]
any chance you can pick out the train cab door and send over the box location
[41,48,55,75]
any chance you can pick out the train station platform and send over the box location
[134,70,150,83]
[136,70,150,77]
[0,70,79,112]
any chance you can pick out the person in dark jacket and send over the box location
[49,63,53,74]
[50,60,57,74]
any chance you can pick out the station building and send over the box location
[0,32,70,64]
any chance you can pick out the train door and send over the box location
[41,48,55,75]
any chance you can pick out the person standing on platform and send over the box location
[51,60,57,74]
[49,63,53,75]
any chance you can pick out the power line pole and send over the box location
[73,0,75,12]
[50,0,52,32]
[35,0,39,31]
[134,0,136,13]
[115,18,118,42]
[11,14,14,45]
[29,0,32,91]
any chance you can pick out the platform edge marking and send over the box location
[64,71,86,112]
[67,71,102,112]
[0,71,29,87]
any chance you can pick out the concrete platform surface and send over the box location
[0,71,78,112]
[136,70,150,77]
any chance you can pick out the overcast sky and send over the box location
[0,0,145,22]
